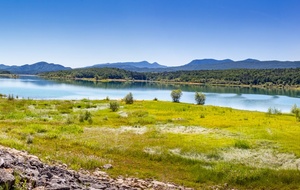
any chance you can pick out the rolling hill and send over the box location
[88,61,167,71]
[0,62,72,74]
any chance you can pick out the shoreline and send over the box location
[67,77,300,91]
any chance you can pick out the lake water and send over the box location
[1,75,300,113]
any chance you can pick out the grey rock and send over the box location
[48,183,71,190]
[103,164,113,170]
[33,186,46,190]
[91,183,108,189]
[0,169,15,189]
[0,158,4,167]
[0,145,192,190]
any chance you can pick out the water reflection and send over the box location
[0,75,300,113]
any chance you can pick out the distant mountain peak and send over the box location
[242,58,260,62]
[187,59,234,65]
[90,61,167,70]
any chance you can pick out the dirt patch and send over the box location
[155,124,238,138]
[118,111,128,118]
[143,146,163,155]
[169,147,300,170]
[84,126,148,135]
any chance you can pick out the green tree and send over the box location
[291,104,298,114]
[291,104,300,121]
[171,89,182,103]
[195,92,206,105]
[124,92,134,104]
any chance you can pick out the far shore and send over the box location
[70,77,300,91]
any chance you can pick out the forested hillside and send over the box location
[40,68,300,86]
[0,70,11,74]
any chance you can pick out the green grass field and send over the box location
[0,97,299,189]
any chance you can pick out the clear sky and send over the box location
[0,0,299,68]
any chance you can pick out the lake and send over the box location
[1,75,300,113]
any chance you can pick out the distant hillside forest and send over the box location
[0,70,11,74]
[40,67,300,86]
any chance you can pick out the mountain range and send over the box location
[0,62,71,74]
[88,61,167,70]
[1,59,300,74]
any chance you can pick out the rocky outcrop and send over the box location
[0,145,192,189]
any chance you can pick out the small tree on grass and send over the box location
[195,92,206,105]
[110,101,119,112]
[291,104,300,121]
[291,104,298,114]
[171,89,182,103]
[124,92,133,104]
[8,94,14,100]
[296,110,300,121]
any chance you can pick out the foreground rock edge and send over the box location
[0,145,194,190]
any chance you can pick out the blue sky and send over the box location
[0,0,299,67]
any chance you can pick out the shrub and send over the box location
[291,104,300,121]
[79,114,84,122]
[8,94,14,100]
[195,92,206,105]
[79,111,92,122]
[171,89,182,103]
[26,135,33,144]
[291,104,298,114]
[87,117,93,124]
[124,92,133,104]
[234,140,250,149]
[296,110,300,121]
[84,111,92,120]
[109,101,119,112]
[267,107,281,115]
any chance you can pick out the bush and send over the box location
[296,110,300,121]
[8,94,14,100]
[267,107,282,115]
[291,104,300,121]
[195,92,206,105]
[291,104,298,114]
[234,140,250,149]
[124,92,133,104]
[79,111,92,122]
[171,89,182,103]
[110,101,119,112]
[26,135,33,144]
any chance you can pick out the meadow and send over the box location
[0,96,299,189]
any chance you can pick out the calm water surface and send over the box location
[1,75,300,113]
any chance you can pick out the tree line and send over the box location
[40,67,300,86]
[0,70,11,74]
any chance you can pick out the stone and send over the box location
[91,183,108,189]
[0,169,15,189]
[102,164,113,170]
[0,145,190,190]
[47,183,70,190]
[0,158,4,167]
[33,186,46,190]
[93,170,108,177]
